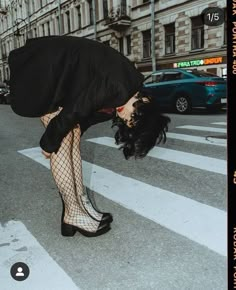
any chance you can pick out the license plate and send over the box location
[221,98,227,104]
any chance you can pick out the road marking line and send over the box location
[86,137,226,175]
[176,125,226,133]
[211,122,226,126]
[0,221,80,290]
[167,132,226,147]
[18,147,226,256]
[19,147,51,169]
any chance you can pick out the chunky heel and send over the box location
[59,192,111,238]
[61,223,76,237]
[61,222,111,237]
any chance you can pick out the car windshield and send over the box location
[144,73,163,84]
[186,69,218,77]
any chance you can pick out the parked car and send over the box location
[142,68,227,114]
[0,82,10,104]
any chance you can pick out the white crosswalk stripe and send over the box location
[211,122,227,125]
[16,122,226,262]
[86,137,226,175]
[166,132,226,146]
[18,145,226,257]
[0,221,80,290]
[176,125,226,133]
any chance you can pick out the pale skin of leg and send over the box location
[40,110,101,232]
[39,94,147,224]
[71,125,103,221]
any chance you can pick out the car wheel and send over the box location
[174,95,191,114]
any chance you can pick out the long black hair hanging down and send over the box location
[112,92,171,159]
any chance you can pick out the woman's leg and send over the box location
[40,111,101,232]
[71,125,103,221]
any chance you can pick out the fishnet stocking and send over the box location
[72,125,103,221]
[40,108,101,232]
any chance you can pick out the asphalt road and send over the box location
[0,105,227,290]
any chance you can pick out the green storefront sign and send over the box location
[176,59,204,68]
[173,57,224,68]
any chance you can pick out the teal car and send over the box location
[142,68,227,114]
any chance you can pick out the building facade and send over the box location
[0,0,227,82]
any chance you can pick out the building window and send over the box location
[56,16,59,34]
[191,16,204,50]
[103,0,108,19]
[2,43,6,55]
[165,23,175,55]
[126,35,131,55]
[19,3,23,19]
[76,5,82,29]
[88,0,94,25]
[143,0,149,3]
[46,21,50,36]
[142,30,151,58]
[22,33,26,43]
[119,37,124,54]
[224,8,227,45]
[56,16,63,35]
[121,0,127,14]
[14,8,17,22]
[7,40,10,53]
[66,11,71,33]
[42,24,45,36]
[40,0,43,8]
[6,67,9,79]
[61,14,65,34]
[34,27,37,37]
[32,0,35,13]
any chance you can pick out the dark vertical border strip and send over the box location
[227,2,236,290]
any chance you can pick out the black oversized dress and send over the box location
[8,36,144,153]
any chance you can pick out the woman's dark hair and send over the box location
[112,93,171,159]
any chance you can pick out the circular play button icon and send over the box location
[10,262,30,281]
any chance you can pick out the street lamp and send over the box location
[0,0,31,47]
[14,18,29,39]
[151,0,156,72]
[0,1,30,80]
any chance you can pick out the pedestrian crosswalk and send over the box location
[0,221,80,290]
[0,119,225,289]
[176,125,226,133]
[166,132,226,147]
[211,122,227,126]
[17,121,227,260]
[86,137,226,175]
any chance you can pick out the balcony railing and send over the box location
[105,4,131,31]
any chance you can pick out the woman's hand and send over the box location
[42,150,51,159]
